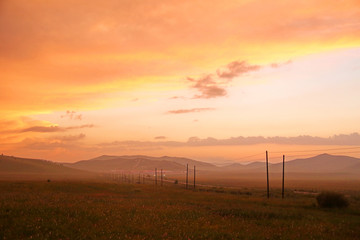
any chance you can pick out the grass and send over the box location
[0,180,359,239]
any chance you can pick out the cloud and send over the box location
[97,140,183,148]
[52,134,86,142]
[187,60,261,99]
[185,133,360,146]
[20,126,62,133]
[169,96,186,100]
[188,75,227,99]
[98,133,360,148]
[167,108,215,114]
[270,60,292,68]
[1,0,358,115]
[7,133,88,154]
[61,110,82,120]
[65,124,94,130]
[216,61,261,79]
[154,136,167,140]
[18,124,94,133]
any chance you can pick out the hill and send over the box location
[0,154,95,180]
[270,153,360,174]
[222,161,269,171]
[222,154,360,174]
[65,155,219,173]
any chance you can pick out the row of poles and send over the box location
[110,172,147,184]
[154,164,196,189]
[111,151,285,199]
[266,150,285,199]
[110,165,197,189]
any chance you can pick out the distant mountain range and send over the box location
[1,153,359,179]
[64,155,218,172]
[269,154,360,174]
[65,153,360,175]
[222,154,360,174]
[0,154,95,180]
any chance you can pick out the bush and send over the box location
[316,191,349,208]
[174,179,178,184]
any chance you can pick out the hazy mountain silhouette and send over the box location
[0,154,95,180]
[270,153,360,173]
[222,161,268,171]
[65,155,219,172]
[222,153,360,174]
[65,153,360,176]
[2,153,359,178]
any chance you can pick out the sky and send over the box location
[1,0,360,163]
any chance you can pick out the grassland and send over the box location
[0,180,359,240]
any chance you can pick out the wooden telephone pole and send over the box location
[186,164,188,189]
[161,169,163,186]
[193,165,196,189]
[266,151,269,199]
[282,155,285,199]
[155,168,157,185]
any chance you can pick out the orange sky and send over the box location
[1,0,360,163]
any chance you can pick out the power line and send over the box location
[235,152,264,160]
[269,150,360,159]
[270,146,360,154]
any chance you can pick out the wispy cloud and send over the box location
[270,60,292,68]
[18,124,94,133]
[61,110,82,120]
[187,60,261,99]
[20,126,62,133]
[98,133,360,148]
[64,124,94,130]
[216,61,261,79]
[167,108,215,114]
[154,136,167,140]
[188,75,227,99]
[186,133,360,146]
[52,134,86,142]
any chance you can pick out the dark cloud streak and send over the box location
[98,133,360,148]
[167,108,215,114]
[187,60,261,99]
[154,136,167,140]
[17,124,94,133]
[188,75,227,99]
[216,61,261,79]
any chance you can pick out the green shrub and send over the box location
[316,191,349,208]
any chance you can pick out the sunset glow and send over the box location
[1,0,360,162]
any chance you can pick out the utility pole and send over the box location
[186,164,188,189]
[266,151,269,199]
[193,165,196,189]
[155,168,157,185]
[161,169,163,186]
[282,155,285,199]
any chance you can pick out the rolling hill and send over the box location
[222,153,360,175]
[65,155,219,172]
[0,154,95,180]
[2,153,359,180]
[270,153,360,173]
[222,161,269,171]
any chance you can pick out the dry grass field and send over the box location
[1,179,359,239]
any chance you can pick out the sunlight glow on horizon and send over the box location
[1,0,360,162]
